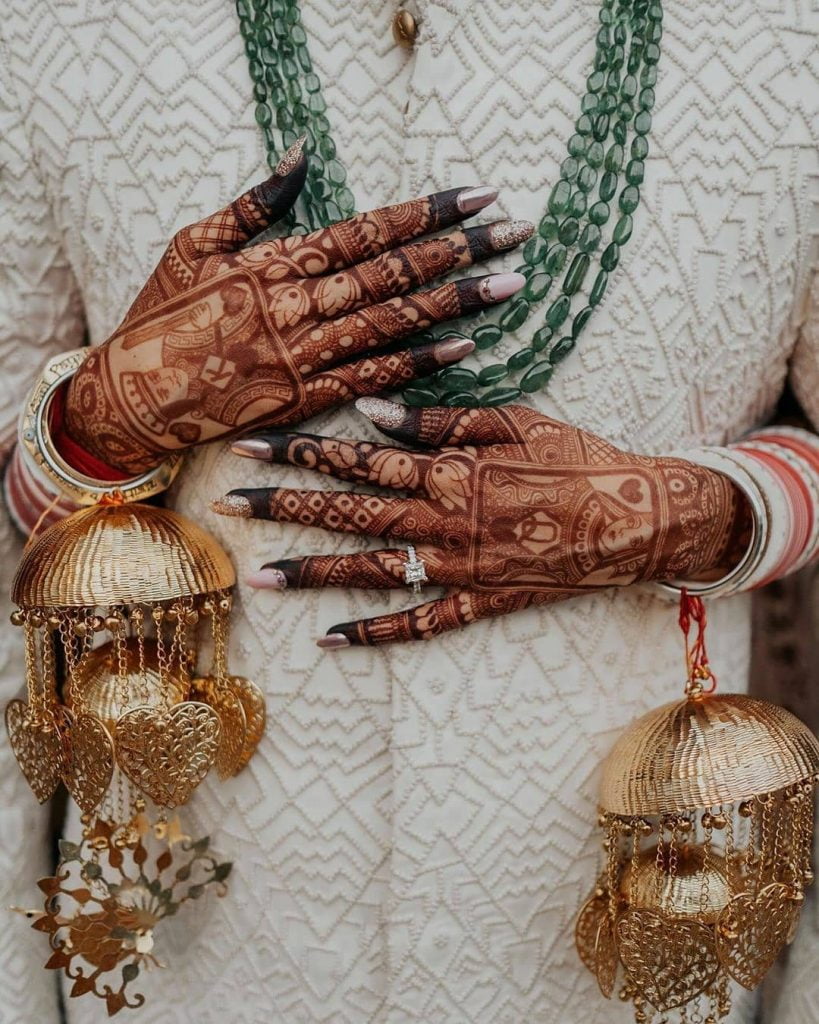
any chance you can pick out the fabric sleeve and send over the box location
[0,37,83,1023]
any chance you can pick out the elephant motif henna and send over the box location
[63,140,532,474]
[213,401,752,647]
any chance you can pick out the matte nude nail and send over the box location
[317,633,352,650]
[456,185,499,214]
[434,338,475,363]
[231,438,273,460]
[480,272,527,303]
[246,568,288,589]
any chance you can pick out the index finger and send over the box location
[270,185,500,276]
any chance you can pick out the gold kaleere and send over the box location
[576,592,819,1023]
[6,496,265,1015]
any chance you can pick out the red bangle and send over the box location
[49,384,128,483]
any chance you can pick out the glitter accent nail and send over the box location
[210,494,253,518]
[231,438,273,460]
[489,220,535,250]
[456,185,499,214]
[275,134,307,176]
[317,633,352,650]
[354,397,407,428]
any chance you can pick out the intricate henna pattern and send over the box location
[64,153,532,473]
[214,403,752,647]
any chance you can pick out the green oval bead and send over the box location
[473,324,503,350]
[477,364,507,387]
[538,215,559,240]
[569,190,587,218]
[599,6,613,24]
[587,69,606,93]
[253,81,266,103]
[589,201,610,225]
[613,22,627,45]
[482,386,522,406]
[599,91,617,115]
[532,326,554,352]
[619,185,640,213]
[581,93,598,115]
[568,133,587,157]
[519,360,554,393]
[545,295,571,329]
[326,159,347,186]
[248,59,264,82]
[560,156,580,181]
[507,347,536,371]
[575,113,593,136]
[613,119,628,145]
[600,242,620,271]
[596,25,612,47]
[438,367,478,389]
[649,3,663,21]
[499,297,530,332]
[599,171,617,202]
[578,223,602,253]
[548,180,572,216]
[304,71,321,93]
[545,243,568,275]
[618,100,634,121]
[640,87,656,111]
[644,43,661,65]
[254,102,272,127]
[523,234,548,265]
[610,44,625,69]
[576,165,597,193]
[604,143,624,172]
[571,305,593,338]
[514,263,534,280]
[549,336,577,364]
[641,64,658,87]
[524,272,553,302]
[647,19,662,43]
[612,214,633,245]
[442,391,478,407]
[586,141,605,168]
[622,74,638,99]
[625,159,644,185]
[631,135,649,160]
[403,388,439,407]
[589,269,608,306]
[562,253,590,295]
[558,218,579,246]
[308,92,327,114]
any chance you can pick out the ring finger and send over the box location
[247,546,452,590]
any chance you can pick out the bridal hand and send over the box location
[212,401,751,647]
[64,138,532,474]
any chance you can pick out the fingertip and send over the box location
[210,493,253,518]
[316,633,352,650]
[434,337,475,364]
[275,134,308,177]
[354,397,410,429]
[479,272,527,303]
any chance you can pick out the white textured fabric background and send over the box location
[1,1,818,1021]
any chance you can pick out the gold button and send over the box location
[392,9,418,49]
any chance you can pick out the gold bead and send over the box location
[202,599,215,615]
[739,800,754,818]
[677,817,693,833]
[218,597,231,613]
[185,609,199,626]
[73,620,89,637]
[135,797,146,812]
[104,615,122,633]
[91,615,105,632]
[391,8,417,48]
[9,609,25,627]
[90,836,108,851]
[130,607,145,622]
[152,607,164,622]
[47,613,62,629]
[711,812,727,830]
[165,608,178,623]
[30,611,45,628]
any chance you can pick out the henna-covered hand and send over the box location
[64,138,533,473]
[211,400,752,647]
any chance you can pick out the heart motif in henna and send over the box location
[114,702,220,808]
[618,477,644,505]
[5,700,65,803]
[190,678,247,780]
[617,907,720,1011]
[63,713,114,814]
[716,883,800,990]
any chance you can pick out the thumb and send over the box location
[183,135,308,258]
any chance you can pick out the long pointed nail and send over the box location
[354,397,408,429]
[246,568,288,589]
[434,338,475,364]
[489,220,534,250]
[456,185,499,214]
[479,272,527,303]
[231,438,273,460]
[210,495,253,517]
[317,633,352,650]
[276,134,307,176]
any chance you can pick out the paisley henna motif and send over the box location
[214,402,752,647]
[64,153,531,473]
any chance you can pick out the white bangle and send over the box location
[653,447,769,600]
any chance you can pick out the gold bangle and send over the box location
[19,349,182,506]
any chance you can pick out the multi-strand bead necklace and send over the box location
[236,0,663,407]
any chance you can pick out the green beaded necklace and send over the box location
[236,0,662,408]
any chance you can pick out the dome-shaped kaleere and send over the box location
[599,692,819,817]
[12,501,235,607]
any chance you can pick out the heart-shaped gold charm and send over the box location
[575,888,608,976]
[114,701,220,808]
[617,907,720,1011]
[63,713,114,814]
[716,882,800,990]
[5,699,64,803]
[226,676,265,773]
[191,678,247,780]
[595,914,619,998]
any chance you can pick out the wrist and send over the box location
[685,468,754,581]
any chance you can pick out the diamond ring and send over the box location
[403,545,428,596]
